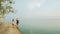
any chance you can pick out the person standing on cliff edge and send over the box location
[16,18,19,28]
[12,19,14,28]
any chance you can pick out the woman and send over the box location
[12,19,14,28]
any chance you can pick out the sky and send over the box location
[10,0,60,19]
[3,0,60,19]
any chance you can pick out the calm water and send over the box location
[18,18,60,34]
[19,26,60,34]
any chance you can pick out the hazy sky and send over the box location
[5,0,60,19]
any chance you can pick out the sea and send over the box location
[18,18,60,34]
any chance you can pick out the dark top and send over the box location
[16,20,19,25]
